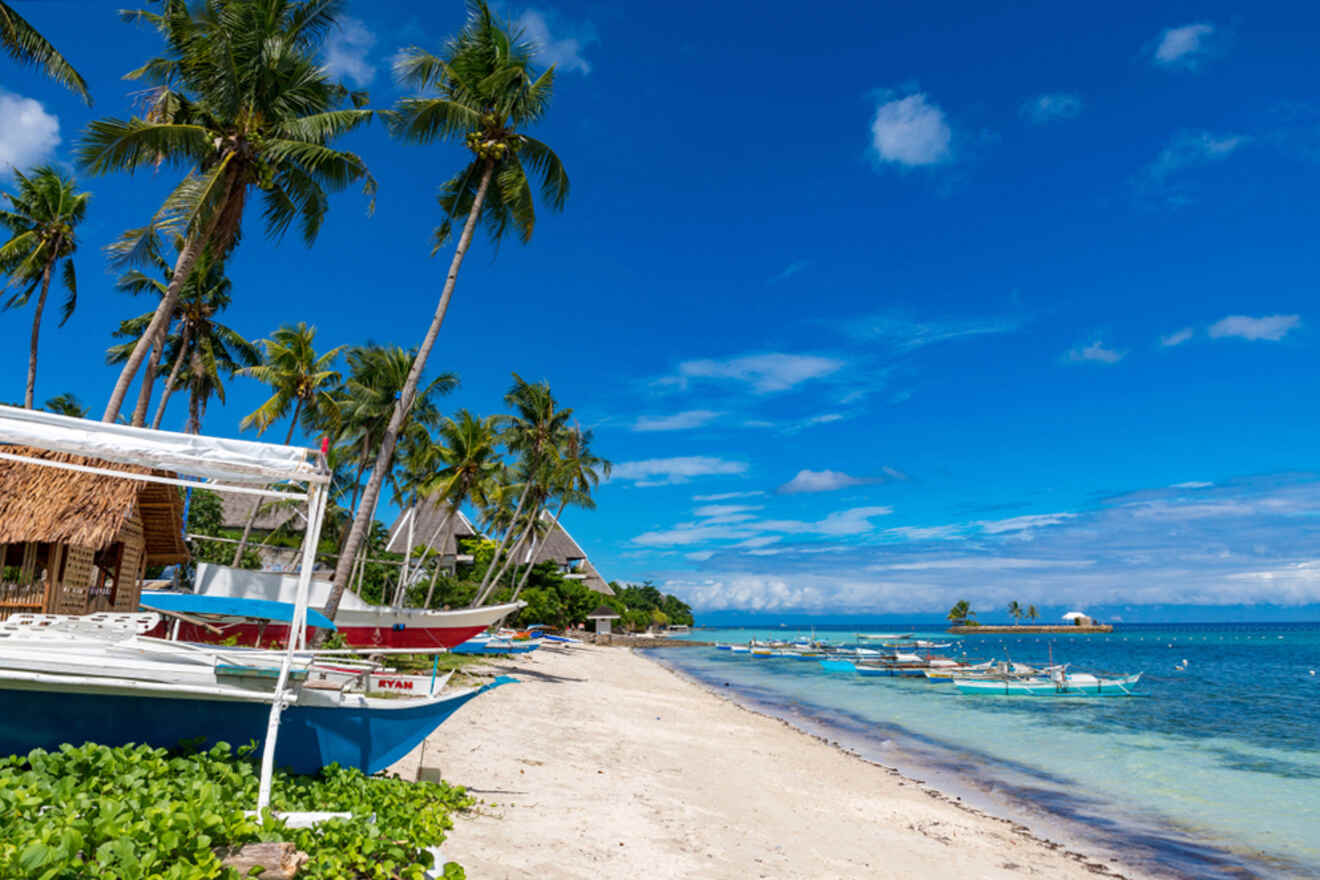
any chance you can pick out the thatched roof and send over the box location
[0,446,189,564]
[220,491,300,533]
[524,512,613,596]
[587,604,620,619]
[385,502,478,555]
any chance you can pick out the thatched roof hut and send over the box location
[524,512,614,596]
[0,447,188,562]
[0,446,188,618]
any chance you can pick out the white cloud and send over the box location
[1147,131,1247,181]
[1065,340,1125,364]
[777,469,868,494]
[1021,92,1082,124]
[323,17,376,86]
[1152,23,1216,69]
[1208,314,1300,342]
[611,456,747,486]
[0,90,60,174]
[976,512,1077,534]
[845,311,1022,350]
[685,551,715,562]
[769,260,810,283]
[670,353,845,393]
[631,505,892,548]
[517,9,595,75]
[882,524,963,541]
[693,491,764,502]
[632,410,722,432]
[1171,481,1213,489]
[693,504,762,518]
[1161,327,1194,347]
[869,92,952,166]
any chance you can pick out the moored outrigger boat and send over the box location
[0,404,515,809]
[953,666,1142,696]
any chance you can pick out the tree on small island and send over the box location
[1027,604,1039,623]
[947,599,975,626]
[1007,600,1023,624]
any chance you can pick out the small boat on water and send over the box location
[953,667,1142,696]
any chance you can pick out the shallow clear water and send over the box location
[647,622,1320,879]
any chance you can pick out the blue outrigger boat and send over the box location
[0,405,513,809]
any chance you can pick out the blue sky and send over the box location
[4,0,1320,621]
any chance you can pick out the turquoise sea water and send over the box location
[645,622,1320,879]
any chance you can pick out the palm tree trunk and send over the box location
[481,505,540,604]
[102,184,229,423]
[130,332,165,427]
[512,498,567,600]
[323,161,495,624]
[474,481,531,602]
[185,346,204,434]
[232,401,302,566]
[150,322,189,430]
[24,253,56,409]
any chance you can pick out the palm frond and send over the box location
[0,0,91,103]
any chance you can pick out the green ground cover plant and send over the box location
[0,741,470,879]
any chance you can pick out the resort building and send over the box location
[0,447,189,619]
[384,504,479,573]
[388,502,614,595]
[515,511,614,596]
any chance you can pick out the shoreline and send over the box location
[645,648,1298,880]
[395,643,1162,879]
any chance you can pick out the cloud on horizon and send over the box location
[0,90,60,174]
[651,475,1320,612]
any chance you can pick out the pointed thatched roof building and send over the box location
[385,503,479,562]
[518,511,613,596]
[0,446,188,618]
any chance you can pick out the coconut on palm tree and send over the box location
[80,0,374,424]
[325,0,569,621]
[1,1,90,102]
[0,166,89,409]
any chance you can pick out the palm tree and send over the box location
[231,322,345,564]
[173,287,259,434]
[472,375,572,605]
[326,0,568,621]
[0,166,89,409]
[415,410,502,607]
[1007,600,1023,625]
[81,0,374,424]
[44,392,87,417]
[511,426,610,600]
[1027,604,1039,624]
[1,1,90,102]
[947,600,974,626]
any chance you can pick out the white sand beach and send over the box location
[393,644,1149,880]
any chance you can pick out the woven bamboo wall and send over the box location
[53,545,95,614]
[112,512,146,613]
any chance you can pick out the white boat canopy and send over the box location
[0,404,327,486]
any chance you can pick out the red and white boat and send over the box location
[143,563,521,649]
